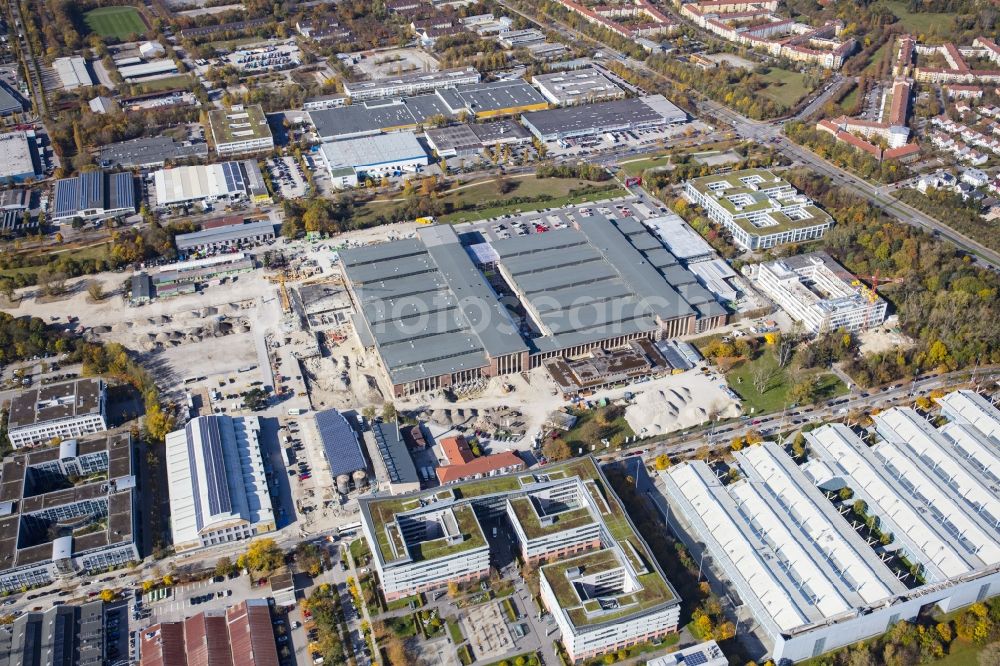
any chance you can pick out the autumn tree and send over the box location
[653,453,672,470]
[215,556,234,578]
[86,280,104,301]
[238,538,284,574]
[542,438,572,462]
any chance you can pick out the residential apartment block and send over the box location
[7,378,107,449]
[683,169,833,250]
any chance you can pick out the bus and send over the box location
[338,522,362,535]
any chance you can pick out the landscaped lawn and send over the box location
[620,153,672,177]
[84,6,147,40]
[726,348,848,415]
[132,75,194,94]
[758,67,812,108]
[877,0,954,35]
[447,619,464,644]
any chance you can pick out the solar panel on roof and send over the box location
[684,650,708,666]
[315,409,366,477]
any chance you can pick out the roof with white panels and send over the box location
[937,390,1000,439]
[661,442,903,636]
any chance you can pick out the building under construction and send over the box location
[748,252,888,333]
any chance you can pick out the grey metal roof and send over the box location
[99,135,209,168]
[340,226,526,385]
[0,84,23,115]
[174,220,275,250]
[371,421,419,486]
[522,95,685,138]
[452,79,546,113]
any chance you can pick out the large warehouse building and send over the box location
[340,208,725,396]
[51,171,136,224]
[153,160,269,208]
[0,433,138,592]
[521,95,686,141]
[165,415,276,552]
[361,457,680,662]
[532,66,625,106]
[683,169,833,250]
[319,132,429,188]
[750,251,887,333]
[661,390,1000,663]
[0,131,40,183]
[310,79,548,142]
[344,66,481,100]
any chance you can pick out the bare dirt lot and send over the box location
[353,48,441,79]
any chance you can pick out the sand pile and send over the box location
[624,375,741,436]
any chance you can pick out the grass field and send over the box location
[877,0,953,35]
[758,67,812,108]
[131,75,193,94]
[352,176,624,227]
[84,6,147,40]
[621,154,671,177]
[726,348,848,415]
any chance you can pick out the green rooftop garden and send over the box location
[409,505,487,562]
[509,497,594,540]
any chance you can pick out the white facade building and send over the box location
[683,169,833,250]
[208,105,274,157]
[662,392,1000,663]
[165,415,276,552]
[751,251,887,333]
[6,379,107,449]
[319,132,429,188]
[343,66,481,101]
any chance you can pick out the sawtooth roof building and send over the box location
[360,457,680,662]
[341,210,726,396]
[683,168,833,250]
[661,390,1000,663]
[139,598,279,666]
[165,415,275,553]
[0,433,138,593]
[0,600,107,666]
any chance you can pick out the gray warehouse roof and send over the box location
[490,209,723,352]
[371,420,419,486]
[0,84,23,116]
[174,219,276,250]
[339,226,527,384]
[99,135,209,168]
[522,95,686,139]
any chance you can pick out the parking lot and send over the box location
[544,120,708,158]
[269,156,308,199]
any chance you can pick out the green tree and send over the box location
[215,556,233,578]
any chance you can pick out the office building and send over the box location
[0,600,107,665]
[152,160,269,208]
[165,415,276,552]
[208,105,274,156]
[532,67,625,106]
[362,457,678,661]
[0,131,40,183]
[318,132,429,189]
[6,378,107,449]
[521,95,686,141]
[139,599,279,666]
[174,219,276,255]
[0,434,138,592]
[340,210,725,396]
[683,169,833,250]
[750,251,887,333]
[661,391,1000,663]
[51,171,136,224]
[344,66,481,101]
[99,135,209,169]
